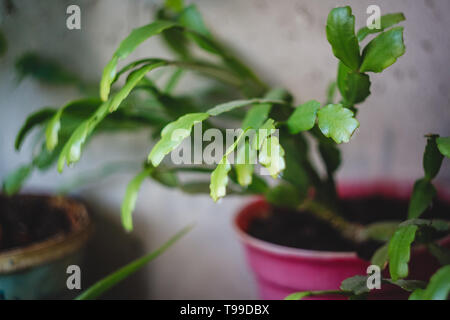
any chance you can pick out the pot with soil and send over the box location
[0,194,92,299]
[234,181,450,300]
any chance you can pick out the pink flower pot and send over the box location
[234,181,450,300]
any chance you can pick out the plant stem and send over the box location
[300,200,365,244]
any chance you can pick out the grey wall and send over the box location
[1,0,449,299]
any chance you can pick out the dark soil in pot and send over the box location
[247,195,450,258]
[0,194,72,252]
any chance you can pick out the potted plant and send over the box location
[5,2,450,300]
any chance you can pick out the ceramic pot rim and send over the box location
[0,194,93,274]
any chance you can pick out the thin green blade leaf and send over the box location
[76,224,193,300]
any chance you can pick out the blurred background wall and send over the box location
[0,0,449,299]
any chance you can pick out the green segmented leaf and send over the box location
[287,100,321,134]
[388,224,418,281]
[258,136,285,178]
[57,102,111,172]
[121,167,153,232]
[408,178,437,219]
[340,275,371,295]
[357,13,406,41]
[76,224,192,300]
[252,119,275,150]
[45,98,102,151]
[317,104,359,144]
[210,130,248,201]
[235,139,256,187]
[206,98,284,117]
[436,137,450,158]
[2,164,33,196]
[409,265,450,300]
[100,20,178,101]
[210,158,231,202]
[337,62,371,105]
[423,135,444,180]
[326,6,361,70]
[109,61,167,112]
[15,108,55,150]
[360,27,405,73]
[148,113,209,167]
[242,88,289,130]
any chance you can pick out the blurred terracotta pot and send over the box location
[0,194,92,299]
[234,181,450,300]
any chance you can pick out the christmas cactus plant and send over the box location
[5,2,450,299]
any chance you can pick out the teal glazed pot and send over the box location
[0,195,92,300]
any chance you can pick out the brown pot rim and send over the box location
[0,194,93,274]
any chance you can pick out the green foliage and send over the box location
[15,52,79,85]
[317,104,359,144]
[15,108,55,150]
[326,6,361,70]
[409,266,450,300]
[2,165,33,196]
[423,135,444,180]
[408,179,437,219]
[121,167,153,232]
[76,224,192,300]
[388,224,418,281]
[357,13,406,41]
[437,137,450,158]
[360,27,405,73]
[337,62,371,105]
[340,275,370,295]
[287,100,320,134]
[10,4,426,299]
[148,113,209,167]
